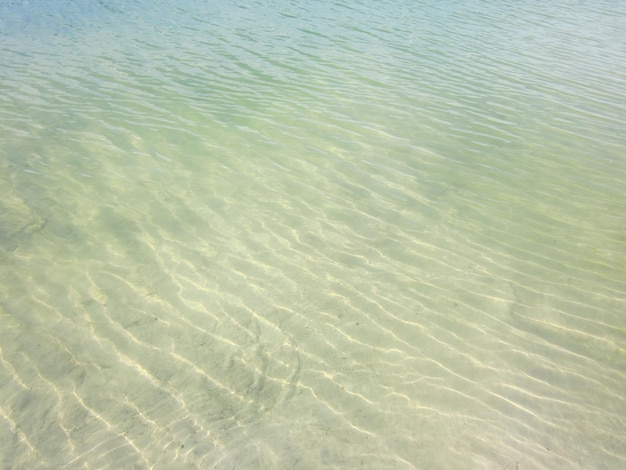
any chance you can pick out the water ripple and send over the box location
[1,0,626,468]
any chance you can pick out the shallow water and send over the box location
[1,1,625,468]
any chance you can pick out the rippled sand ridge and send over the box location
[1,1,625,468]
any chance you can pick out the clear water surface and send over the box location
[1,1,625,468]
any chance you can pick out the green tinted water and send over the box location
[1,1,625,468]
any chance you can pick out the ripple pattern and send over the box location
[1,0,626,469]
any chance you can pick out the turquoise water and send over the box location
[1,0,626,468]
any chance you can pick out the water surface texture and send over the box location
[1,1,626,468]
